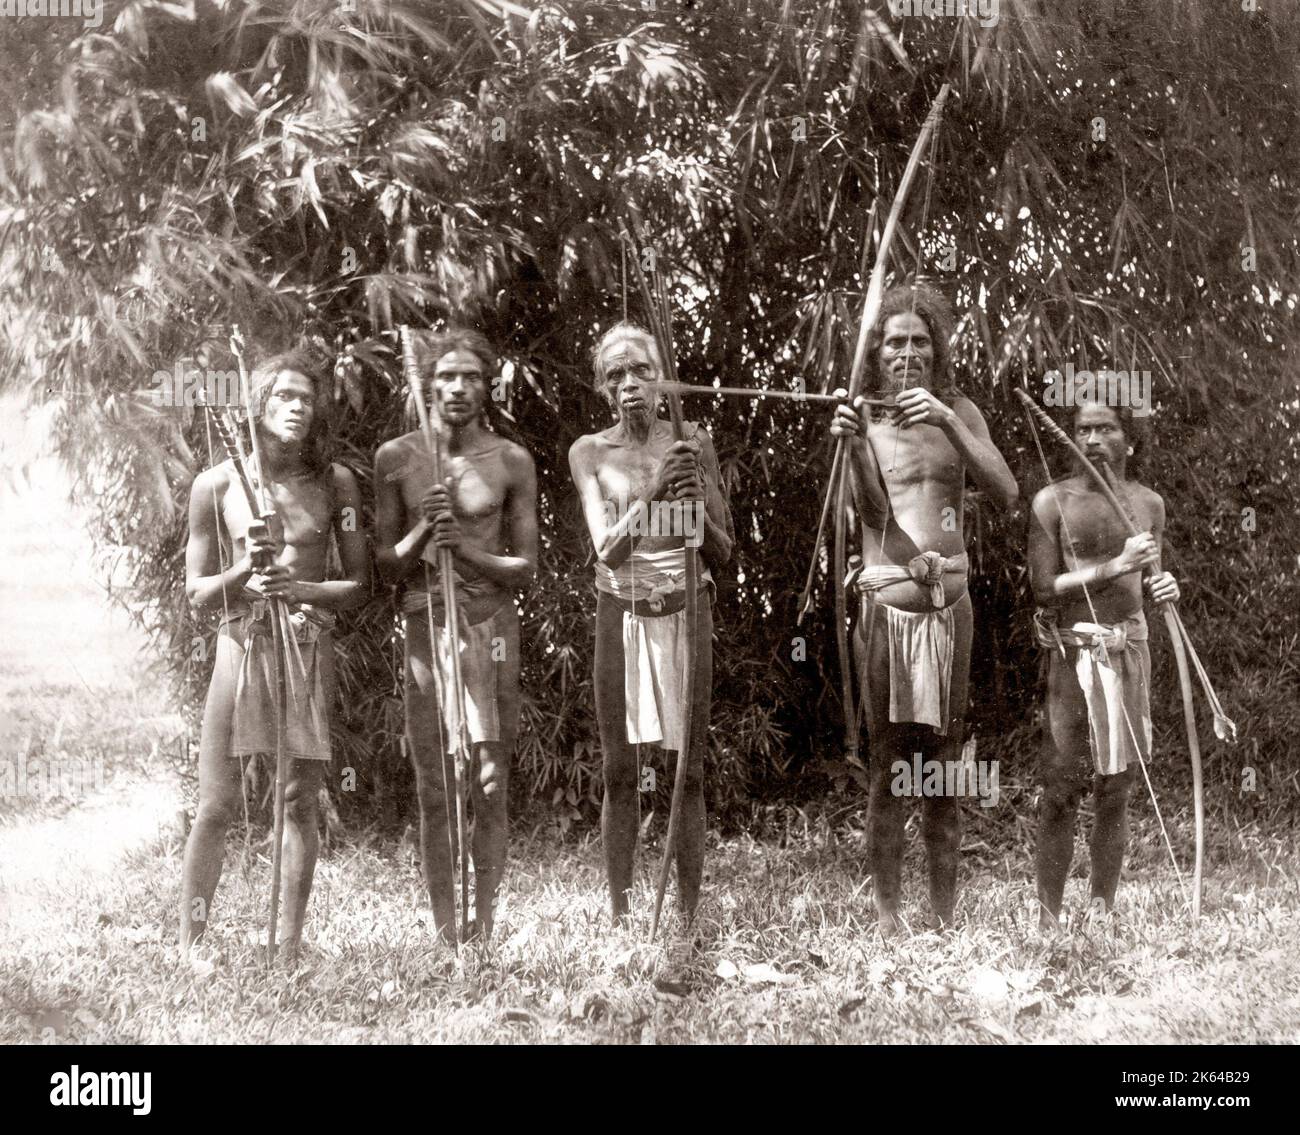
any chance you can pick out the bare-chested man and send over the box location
[568,322,733,926]
[374,329,537,944]
[180,351,369,959]
[1028,400,1179,930]
[830,284,1018,935]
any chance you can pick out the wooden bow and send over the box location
[622,222,700,942]
[233,331,297,964]
[400,326,473,947]
[797,84,950,764]
[1014,388,1229,919]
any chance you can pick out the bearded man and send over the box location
[1028,399,1179,929]
[374,329,537,944]
[830,284,1018,934]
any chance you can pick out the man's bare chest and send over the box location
[222,473,333,550]
[1059,495,1149,562]
[596,441,671,502]
[866,419,962,489]
[398,445,507,521]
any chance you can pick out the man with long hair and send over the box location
[180,349,369,961]
[568,322,733,927]
[830,283,1018,935]
[374,328,537,945]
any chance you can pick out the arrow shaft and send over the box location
[401,326,472,946]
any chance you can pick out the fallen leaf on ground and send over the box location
[743,962,795,985]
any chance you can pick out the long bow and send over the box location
[401,325,473,948]
[196,329,295,965]
[797,84,950,765]
[1015,388,1232,920]
[622,221,700,942]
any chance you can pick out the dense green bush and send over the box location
[3,1,1296,834]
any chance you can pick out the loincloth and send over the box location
[1035,608,1152,776]
[404,562,505,627]
[850,551,968,734]
[849,550,969,610]
[403,593,510,750]
[596,547,711,749]
[219,601,336,762]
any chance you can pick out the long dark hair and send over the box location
[862,282,957,395]
[247,349,332,474]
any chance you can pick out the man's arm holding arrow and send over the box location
[906,392,1019,509]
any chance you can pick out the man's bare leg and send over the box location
[922,593,972,929]
[595,595,638,924]
[1036,655,1090,930]
[1089,765,1136,915]
[921,753,960,929]
[179,634,243,950]
[468,605,520,940]
[406,615,458,945]
[672,601,713,923]
[857,600,912,936]
[866,726,913,937]
[278,758,325,959]
[470,742,509,939]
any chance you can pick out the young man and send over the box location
[568,322,733,926]
[180,351,369,960]
[1028,399,1179,929]
[830,284,1018,935]
[374,329,537,944]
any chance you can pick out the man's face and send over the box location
[261,371,315,443]
[877,312,934,391]
[598,337,659,425]
[431,349,488,427]
[1075,403,1127,466]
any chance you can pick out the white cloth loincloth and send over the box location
[596,546,710,749]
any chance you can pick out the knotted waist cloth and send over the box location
[402,572,506,750]
[595,547,712,752]
[220,601,336,762]
[848,550,969,735]
[1034,607,1152,776]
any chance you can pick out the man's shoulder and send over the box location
[376,431,421,465]
[569,426,618,455]
[1030,482,1061,511]
[195,460,233,490]
[494,436,535,473]
[1032,476,1088,510]
[328,461,360,491]
[1127,480,1164,510]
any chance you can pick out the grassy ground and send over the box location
[2,816,1298,1044]
[2,404,1298,1045]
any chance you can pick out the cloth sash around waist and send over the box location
[849,550,970,609]
[217,601,334,761]
[1034,608,1152,776]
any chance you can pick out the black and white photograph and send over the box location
[0,0,1295,1069]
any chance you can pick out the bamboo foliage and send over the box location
[1,1,1296,825]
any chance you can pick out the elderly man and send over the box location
[830,284,1018,935]
[1028,399,1179,929]
[568,322,733,926]
[374,328,537,944]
